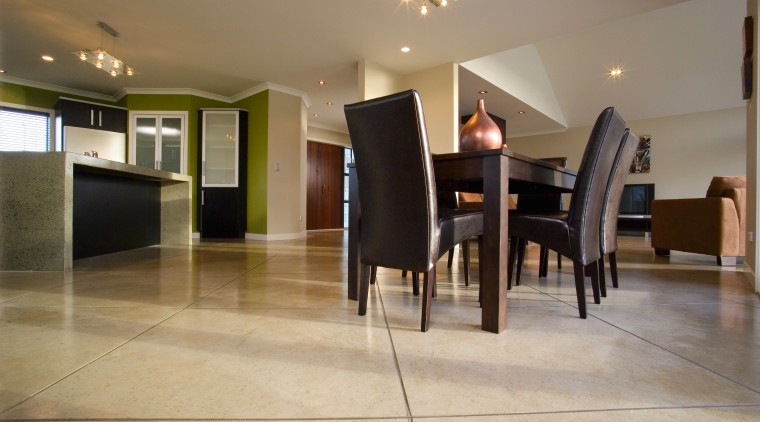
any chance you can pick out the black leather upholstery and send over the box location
[599,129,638,288]
[508,107,627,318]
[344,89,484,331]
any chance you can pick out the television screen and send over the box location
[619,184,654,215]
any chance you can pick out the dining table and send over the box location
[347,147,577,333]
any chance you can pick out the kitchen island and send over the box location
[0,152,192,271]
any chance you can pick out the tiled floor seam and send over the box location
[0,306,187,417]
[589,311,760,397]
[375,279,414,420]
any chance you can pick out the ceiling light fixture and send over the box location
[41,55,54,62]
[407,0,450,16]
[74,21,136,77]
[478,90,488,95]
[401,46,411,53]
[326,102,333,106]
[518,111,526,114]
[609,67,624,77]
[318,80,326,85]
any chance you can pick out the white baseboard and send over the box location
[245,231,307,241]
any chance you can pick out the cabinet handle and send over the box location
[90,109,94,126]
[99,110,102,127]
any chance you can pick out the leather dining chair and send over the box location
[599,129,638,292]
[344,89,484,332]
[509,156,568,286]
[507,107,627,318]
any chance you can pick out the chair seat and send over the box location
[509,211,571,258]
[440,208,483,254]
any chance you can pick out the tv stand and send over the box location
[618,214,651,236]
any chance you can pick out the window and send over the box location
[0,106,51,151]
[129,111,187,174]
[343,147,354,228]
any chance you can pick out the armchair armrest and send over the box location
[651,197,742,257]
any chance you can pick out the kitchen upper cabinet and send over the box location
[56,98,127,133]
[130,113,187,174]
[197,109,248,238]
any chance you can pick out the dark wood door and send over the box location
[307,141,344,230]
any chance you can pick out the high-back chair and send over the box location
[507,107,627,318]
[599,129,638,291]
[344,90,484,332]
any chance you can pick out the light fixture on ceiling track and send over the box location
[74,21,136,77]
[407,0,450,16]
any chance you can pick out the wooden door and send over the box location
[307,141,344,230]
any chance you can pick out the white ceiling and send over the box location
[0,0,747,136]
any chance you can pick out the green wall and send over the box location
[1,81,271,234]
[234,92,269,234]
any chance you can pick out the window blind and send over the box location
[0,107,50,151]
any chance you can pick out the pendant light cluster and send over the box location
[75,21,136,77]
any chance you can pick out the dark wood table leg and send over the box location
[348,166,360,301]
[480,154,508,333]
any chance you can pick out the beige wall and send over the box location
[509,107,746,201]
[307,125,351,148]
[357,60,459,154]
[265,90,306,238]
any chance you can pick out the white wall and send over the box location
[509,107,746,200]
[307,125,350,148]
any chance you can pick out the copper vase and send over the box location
[459,99,504,151]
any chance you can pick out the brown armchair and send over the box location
[651,176,746,266]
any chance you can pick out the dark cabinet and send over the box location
[197,109,248,238]
[56,98,127,133]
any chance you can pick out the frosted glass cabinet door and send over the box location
[160,117,182,173]
[135,117,157,169]
[131,114,186,174]
[202,111,238,187]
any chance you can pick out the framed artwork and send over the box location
[630,135,651,173]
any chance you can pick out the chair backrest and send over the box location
[566,107,627,265]
[344,90,439,272]
[516,157,568,212]
[600,129,638,254]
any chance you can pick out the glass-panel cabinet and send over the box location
[202,111,238,187]
[198,109,248,238]
[130,113,187,174]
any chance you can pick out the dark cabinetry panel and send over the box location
[56,98,127,133]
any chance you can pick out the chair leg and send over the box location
[370,265,377,284]
[572,262,587,319]
[462,239,470,286]
[447,246,455,268]
[421,269,435,332]
[586,262,601,304]
[557,253,561,270]
[412,272,420,296]
[609,251,619,288]
[539,246,549,277]
[507,236,517,290]
[358,263,372,316]
[402,270,408,278]
[515,238,527,286]
[597,256,607,298]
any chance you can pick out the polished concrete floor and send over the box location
[1,232,760,421]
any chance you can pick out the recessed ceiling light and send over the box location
[313,113,319,117]
[0,69,5,74]
[326,102,333,106]
[609,67,623,77]
[478,90,488,95]
[401,46,411,53]
[318,80,326,85]
[518,111,526,114]
[41,55,54,62]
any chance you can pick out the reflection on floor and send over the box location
[1,233,760,421]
